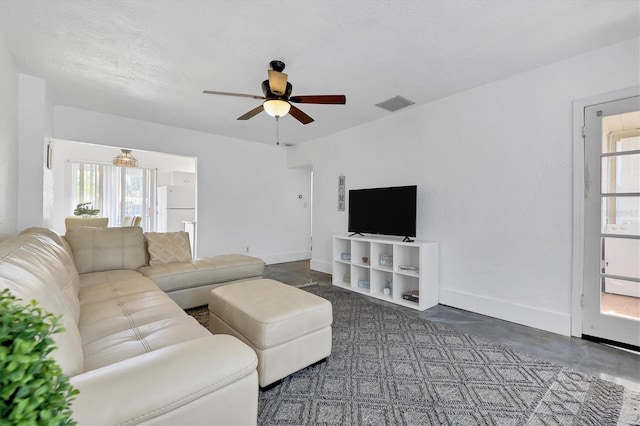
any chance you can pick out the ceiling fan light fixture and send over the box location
[113,149,138,167]
[263,99,291,117]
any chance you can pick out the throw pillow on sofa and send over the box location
[65,226,147,273]
[144,231,192,265]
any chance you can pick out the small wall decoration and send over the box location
[337,174,345,211]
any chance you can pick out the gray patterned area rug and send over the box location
[186,285,639,425]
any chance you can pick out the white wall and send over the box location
[0,32,19,239]
[0,35,53,238]
[54,107,312,263]
[288,37,640,336]
[42,87,54,229]
[16,74,53,232]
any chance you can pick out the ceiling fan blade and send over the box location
[267,70,288,96]
[289,105,314,125]
[203,90,265,100]
[289,95,346,104]
[237,105,264,120]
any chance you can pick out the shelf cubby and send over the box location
[332,235,439,311]
[333,237,352,263]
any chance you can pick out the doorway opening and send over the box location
[574,91,639,351]
[52,139,196,235]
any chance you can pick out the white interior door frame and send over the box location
[571,85,640,337]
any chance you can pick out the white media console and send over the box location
[332,235,439,311]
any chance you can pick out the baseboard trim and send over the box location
[310,259,332,275]
[261,251,311,265]
[439,288,571,336]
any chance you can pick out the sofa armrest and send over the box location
[69,335,258,425]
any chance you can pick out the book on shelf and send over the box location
[398,265,419,272]
[402,290,419,302]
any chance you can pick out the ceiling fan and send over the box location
[203,60,346,125]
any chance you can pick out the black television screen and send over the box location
[348,185,417,239]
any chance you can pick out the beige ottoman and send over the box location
[208,278,332,388]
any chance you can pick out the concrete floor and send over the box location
[264,260,640,392]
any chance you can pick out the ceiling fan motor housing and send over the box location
[262,80,292,99]
[270,60,286,72]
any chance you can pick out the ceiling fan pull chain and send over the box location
[276,115,280,146]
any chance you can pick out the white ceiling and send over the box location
[1,0,638,146]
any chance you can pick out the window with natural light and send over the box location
[71,162,156,230]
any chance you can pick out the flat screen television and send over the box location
[348,185,417,241]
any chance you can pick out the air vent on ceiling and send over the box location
[375,96,415,112]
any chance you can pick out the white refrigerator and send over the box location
[157,185,196,232]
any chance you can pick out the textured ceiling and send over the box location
[1,0,638,146]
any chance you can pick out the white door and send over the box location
[583,95,640,349]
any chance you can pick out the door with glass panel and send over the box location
[583,96,640,349]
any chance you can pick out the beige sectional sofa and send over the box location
[65,227,265,309]
[0,226,261,425]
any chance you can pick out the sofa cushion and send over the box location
[138,254,265,293]
[144,231,192,265]
[68,335,259,426]
[0,233,84,376]
[65,226,146,273]
[20,226,75,259]
[78,270,211,371]
[17,227,81,320]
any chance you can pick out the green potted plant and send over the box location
[73,202,100,218]
[0,288,79,425]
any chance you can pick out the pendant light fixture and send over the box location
[113,149,138,167]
